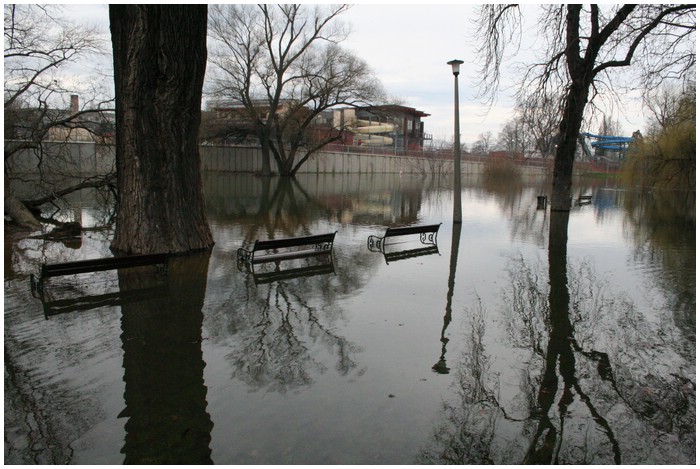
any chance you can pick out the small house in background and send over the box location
[334,105,431,151]
[203,99,299,145]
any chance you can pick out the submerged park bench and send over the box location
[577,194,593,205]
[237,232,337,270]
[367,223,441,263]
[30,253,170,304]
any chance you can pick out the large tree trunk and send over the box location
[278,156,295,177]
[109,5,214,255]
[551,80,589,211]
[550,5,592,212]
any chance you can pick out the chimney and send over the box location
[70,94,79,114]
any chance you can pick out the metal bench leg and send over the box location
[30,274,43,298]
[30,273,47,304]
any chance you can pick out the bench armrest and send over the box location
[237,247,253,264]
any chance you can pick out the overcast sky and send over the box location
[65,3,648,147]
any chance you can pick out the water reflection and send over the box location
[4,173,694,464]
[418,209,695,464]
[523,211,620,464]
[416,296,503,464]
[203,174,436,392]
[220,266,363,391]
[203,172,431,230]
[118,252,214,464]
[432,223,462,375]
[623,190,696,336]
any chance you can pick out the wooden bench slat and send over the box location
[41,253,169,278]
[253,233,336,251]
[42,285,168,318]
[385,223,441,237]
[384,245,440,263]
[31,253,170,304]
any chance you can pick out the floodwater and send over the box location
[4,172,695,464]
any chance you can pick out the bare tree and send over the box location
[207,4,385,177]
[4,4,112,229]
[517,93,560,158]
[475,4,696,210]
[497,117,528,158]
[644,82,695,129]
[109,5,213,254]
[471,131,494,156]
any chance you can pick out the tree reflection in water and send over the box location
[623,190,696,337]
[211,177,365,393]
[119,252,214,464]
[418,211,695,464]
[224,270,362,392]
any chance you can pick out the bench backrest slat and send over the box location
[253,232,336,251]
[385,223,441,237]
[41,253,169,278]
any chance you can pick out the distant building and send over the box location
[334,105,431,150]
[203,100,431,150]
[203,99,311,145]
[5,94,115,144]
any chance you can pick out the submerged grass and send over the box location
[481,159,522,184]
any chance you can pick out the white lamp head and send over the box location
[447,59,464,76]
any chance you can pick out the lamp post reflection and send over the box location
[118,252,214,464]
[433,222,462,374]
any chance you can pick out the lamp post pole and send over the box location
[447,59,464,224]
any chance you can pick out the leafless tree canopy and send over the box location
[4,4,110,144]
[476,4,696,107]
[207,4,385,176]
[473,4,695,210]
[4,4,113,228]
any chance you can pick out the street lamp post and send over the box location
[448,59,464,224]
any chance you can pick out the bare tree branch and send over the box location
[207,3,384,176]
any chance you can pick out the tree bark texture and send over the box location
[552,81,590,211]
[551,5,592,212]
[109,5,214,254]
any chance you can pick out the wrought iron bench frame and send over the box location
[367,223,441,254]
[237,232,337,268]
[577,194,593,205]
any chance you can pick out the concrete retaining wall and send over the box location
[201,145,548,177]
[8,142,549,180]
